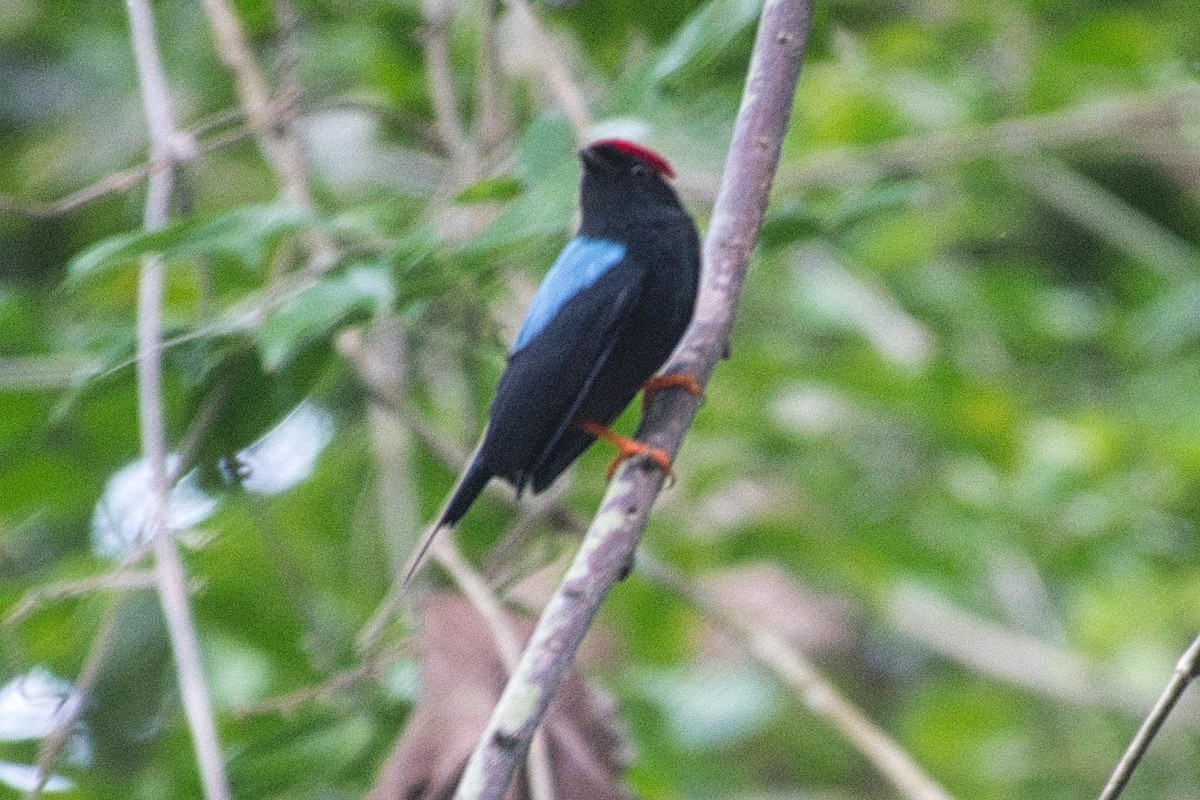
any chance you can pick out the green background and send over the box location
[1,0,1199,797]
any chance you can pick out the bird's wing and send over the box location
[525,281,638,482]
[486,249,645,488]
[510,236,628,354]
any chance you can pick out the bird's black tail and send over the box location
[437,453,492,530]
[399,450,492,587]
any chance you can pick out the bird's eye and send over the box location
[631,164,649,178]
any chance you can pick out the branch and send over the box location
[235,640,414,718]
[124,0,230,797]
[1006,154,1198,280]
[4,571,157,630]
[0,110,253,220]
[451,1,814,797]
[1099,632,1200,800]
[24,601,123,799]
[474,0,510,150]
[889,584,1152,713]
[199,0,309,209]
[773,84,1200,193]
[432,538,556,800]
[345,329,953,797]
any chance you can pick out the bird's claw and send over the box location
[641,373,703,414]
[604,443,674,482]
[583,420,675,482]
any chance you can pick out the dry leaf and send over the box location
[368,593,631,800]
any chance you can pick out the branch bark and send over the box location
[451,1,815,797]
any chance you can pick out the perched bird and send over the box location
[405,138,701,581]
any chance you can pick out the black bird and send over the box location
[406,138,701,579]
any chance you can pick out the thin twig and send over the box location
[25,600,125,799]
[640,554,954,800]
[452,1,814,797]
[0,112,252,220]
[124,0,230,797]
[4,571,157,630]
[198,0,337,273]
[360,319,424,571]
[1099,633,1200,800]
[474,0,509,150]
[199,0,310,210]
[272,0,303,109]
[235,640,415,718]
[773,84,1200,193]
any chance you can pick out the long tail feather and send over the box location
[398,445,492,588]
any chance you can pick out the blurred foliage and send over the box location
[1,0,1199,798]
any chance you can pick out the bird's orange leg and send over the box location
[641,373,703,415]
[581,420,673,481]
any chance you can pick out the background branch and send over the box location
[24,602,124,799]
[421,0,481,182]
[451,1,815,797]
[502,0,590,142]
[640,554,954,800]
[432,537,556,800]
[124,0,230,798]
[199,0,337,273]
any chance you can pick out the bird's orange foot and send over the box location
[581,420,673,481]
[641,373,703,414]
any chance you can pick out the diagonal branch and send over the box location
[1006,154,1198,280]
[1099,632,1200,800]
[343,329,950,798]
[451,1,815,797]
[25,600,124,800]
[124,0,230,798]
[199,0,311,210]
[421,0,481,181]
[432,537,556,800]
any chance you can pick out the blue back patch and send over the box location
[511,236,627,353]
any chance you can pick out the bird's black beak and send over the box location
[578,146,599,169]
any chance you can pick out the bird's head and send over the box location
[580,139,676,180]
[577,139,685,229]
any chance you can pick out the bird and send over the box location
[404,138,701,583]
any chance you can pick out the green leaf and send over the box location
[652,0,763,85]
[66,204,317,285]
[255,263,394,370]
[454,176,526,204]
[827,180,924,230]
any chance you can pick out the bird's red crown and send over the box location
[588,138,676,179]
